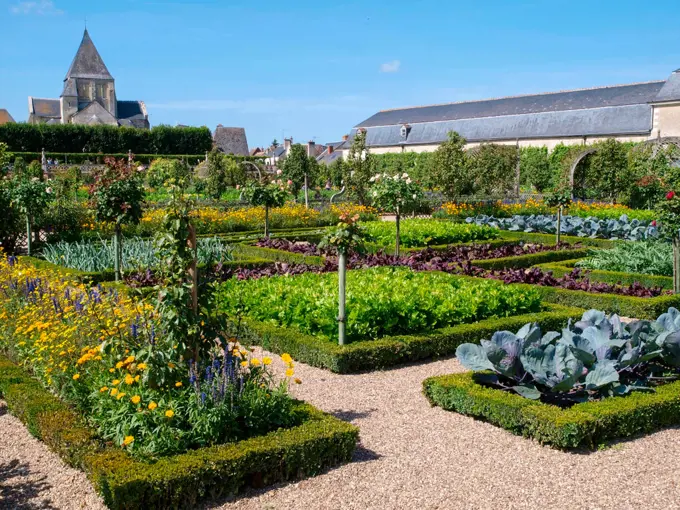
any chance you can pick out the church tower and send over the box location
[61,29,117,122]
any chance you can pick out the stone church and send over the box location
[28,29,149,128]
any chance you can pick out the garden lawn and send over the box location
[215,267,542,343]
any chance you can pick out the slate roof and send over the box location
[357,81,664,128]
[317,149,344,165]
[61,78,77,97]
[349,103,654,146]
[65,29,113,81]
[0,109,14,124]
[213,126,249,156]
[654,70,680,103]
[31,98,61,118]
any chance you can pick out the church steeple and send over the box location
[64,29,113,81]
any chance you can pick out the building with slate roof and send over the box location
[343,69,680,155]
[28,29,149,128]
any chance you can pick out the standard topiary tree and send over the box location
[242,178,290,238]
[11,177,50,256]
[343,131,374,205]
[91,157,145,281]
[369,172,423,256]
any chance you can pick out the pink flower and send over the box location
[276,169,282,175]
[667,191,676,200]
[287,179,293,186]
[236,185,240,190]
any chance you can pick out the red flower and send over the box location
[667,191,676,200]
[652,220,657,227]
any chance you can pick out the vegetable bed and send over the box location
[215,267,543,343]
[363,219,499,247]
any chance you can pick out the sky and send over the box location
[1,0,680,148]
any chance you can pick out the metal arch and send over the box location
[330,183,346,204]
[240,160,262,180]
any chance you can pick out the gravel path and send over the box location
[2,354,680,510]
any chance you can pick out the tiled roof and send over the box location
[351,103,653,147]
[65,29,113,80]
[31,98,61,118]
[213,126,249,156]
[0,109,15,124]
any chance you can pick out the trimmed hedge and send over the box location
[498,230,619,248]
[0,355,358,509]
[238,304,584,373]
[423,371,680,449]
[14,152,265,166]
[235,244,326,266]
[537,259,674,291]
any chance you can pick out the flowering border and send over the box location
[423,371,680,449]
[0,355,358,509]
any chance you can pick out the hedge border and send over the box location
[237,304,584,373]
[498,230,619,248]
[537,258,674,290]
[0,355,358,509]
[235,244,326,266]
[423,371,680,449]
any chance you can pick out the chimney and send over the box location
[328,145,334,154]
[342,134,349,141]
[284,137,292,152]
[307,140,316,158]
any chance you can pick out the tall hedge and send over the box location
[0,123,213,155]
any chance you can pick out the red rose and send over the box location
[667,191,676,200]
[652,220,657,227]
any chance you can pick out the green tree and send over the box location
[343,130,374,205]
[589,138,629,202]
[281,144,312,197]
[520,146,552,192]
[467,143,518,196]
[242,179,290,237]
[11,178,50,256]
[146,158,192,189]
[206,149,228,199]
[430,132,470,198]
[0,142,11,175]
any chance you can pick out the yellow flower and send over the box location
[110,388,119,396]
[122,435,134,446]
[175,381,182,387]
[285,368,295,377]
[250,358,261,367]
[109,368,115,373]
[165,409,174,418]
[281,353,293,364]
[125,355,135,364]
[240,360,249,368]
[116,361,124,369]
[116,392,126,400]
[130,395,141,404]
[100,386,109,392]
[137,363,147,370]
[112,379,121,385]
[124,374,135,385]
[134,375,140,382]
[72,373,80,380]
[262,357,272,365]
[148,401,157,410]
[168,362,176,369]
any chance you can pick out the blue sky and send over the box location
[1,0,679,148]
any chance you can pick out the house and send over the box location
[27,29,149,128]
[0,109,15,125]
[316,138,348,165]
[213,125,249,155]
[344,68,680,155]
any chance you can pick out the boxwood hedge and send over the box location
[0,355,358,509]
[423,371,680,449]
[237,304,584,373]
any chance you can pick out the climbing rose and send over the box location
[667,191,676,200]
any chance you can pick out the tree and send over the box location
[370,172,423,256]
[343,130,373,205]
[588,138,629,202]
[430,132,470,198]
[242,178,290,237]
[206,149,228,199]
[146,158,192,189]
[0,142,11,175]
[271,139,279,149]
[281,144,312,198]
[520,146,552,192]
[467,143,517,196]
[91,157,145,281]
[11,177,50,256]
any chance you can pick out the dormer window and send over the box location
[400,124,411,139]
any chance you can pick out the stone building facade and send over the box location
[340,69,680,156]
[28,29,149,128]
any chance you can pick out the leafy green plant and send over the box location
[146,158,192,189]
[577,242,672,276]
[215,267,542,343]
[363,219,498,247]
[456,307,680,405]
[343,130,374,205]
[11,177,51,256]
[241,179,290,237]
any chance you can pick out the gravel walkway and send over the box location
[2,354,680,510]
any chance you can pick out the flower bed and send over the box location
[0,355,357,509]
[215,267,543,343]
[362,219,499,247]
